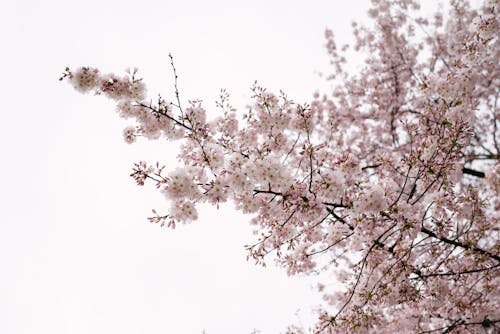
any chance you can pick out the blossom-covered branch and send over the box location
[63,0,499,332]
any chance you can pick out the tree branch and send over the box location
[462,167,485,178]
[420,227,500,262]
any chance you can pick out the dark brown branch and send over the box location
[253,189,348,210]
[411,263,500,279]
[361,163,487,179]
[325,208,354,231]
[361,164,382,170]
[306,232,354,257]
[418,317,499,333]
[462,167,485,178]
[420,226,500,262]
[138,102,192,131]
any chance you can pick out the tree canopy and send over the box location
[63,0,499,332]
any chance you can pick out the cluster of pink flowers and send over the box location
[64,0,499,332]
[352,184,387,215]
[61,66,146,100]
[122,126,136,144]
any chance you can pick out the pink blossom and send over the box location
[122,126,136,144]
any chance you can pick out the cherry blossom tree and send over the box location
[61,0,499,332]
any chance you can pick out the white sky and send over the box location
[0,1,371,333]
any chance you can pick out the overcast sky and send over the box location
[0,1,371,333]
